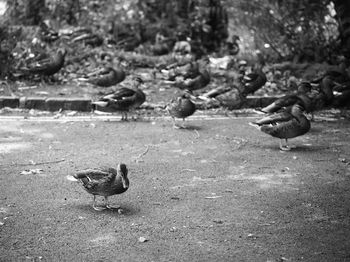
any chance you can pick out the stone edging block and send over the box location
[0,96,92,111]
[0,96,279,112]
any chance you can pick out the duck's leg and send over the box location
[105,196,120,210]
[180,118,187,129]
[172,117,181,129]
[92,195,107,211]
[121,112,128,121]
[279,139,291,151]
[280,138,295,151]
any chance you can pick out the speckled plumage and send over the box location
[92,77,146,120]
[261,82,312,113]
[73,163,129,210]
[18,48,66,77]
[250,104,310,151]
[84,67,126,87]
[167,94,196,128]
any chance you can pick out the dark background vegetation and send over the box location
[0,0,349,90]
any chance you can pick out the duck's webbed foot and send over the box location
[92,196,107,211]
[121,112,128,121]
[279,139,295,151]
[105,197,120,210]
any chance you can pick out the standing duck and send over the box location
[250,103,311,151]
[78,67,126,87]
[73,163,129,211]
[92,77,146,120]
[16,48,66,78]
[261,82,312,114]
[166,93,196,129]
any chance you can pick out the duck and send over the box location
[170,57,211,93]
[78,67,126,87]
[308,76,334,113]
[71,30,103,47]
[163,60,200,81]
[226,35,240,56]
[92,77,146,120]
[261,82,313,114]
[166,92,196,129]
[73,163,129,211]
[174,66,211,92]
[39,20,59,43]
[241,63,267,95]
[16,48,66,79]
[249,103,311,151]
[151,33,172,56]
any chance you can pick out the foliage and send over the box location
[231,0,340,63]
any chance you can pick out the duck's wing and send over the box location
[74,168,110,180]
[103,88,135,100]
[252,110,294,126]
[261,95,298,113]
[74,168,115,190]
[104,88,137,108]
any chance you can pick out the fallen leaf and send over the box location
[20,169,44,175]
[205,196,222,199]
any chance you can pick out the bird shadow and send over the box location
[72,202,138,216]
[178,124,202,131]
[265,144,325,153]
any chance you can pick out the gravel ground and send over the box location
[0,114,349,261]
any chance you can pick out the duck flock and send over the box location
[13,44,350,210]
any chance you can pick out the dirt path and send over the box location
[0,115,349,261]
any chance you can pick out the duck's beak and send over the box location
[122,176,129,189]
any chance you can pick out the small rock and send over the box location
[138,237,148,243]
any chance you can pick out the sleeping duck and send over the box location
[92,77,146,120]
[78,66,126,87]
[241,64,267,95]
[261,82,312,114]
[250,103,311,151]
[166,93,196,129]
[73,163,129,211]
[309,76,334,113]
[15,48,66,79]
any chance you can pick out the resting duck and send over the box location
[163,60,200,81]
[261,82,312,114]
[241,64,267,95]
[16,48,66,78]
[226,35,240,56]
[174,67,210,92]
[73,163,129,211]
[78,67,126,87]
[308,76,334,113]
[250,103,311,151]
[92,77,146,120]
[151,33,172,56]
[39,20,59,43]
[166,93,196,129]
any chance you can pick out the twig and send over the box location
[137,145,150,159]
[194,129,200,139]
[180,169,196,172]
[0,158,65,167]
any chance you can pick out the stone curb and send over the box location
[0,96,280,112]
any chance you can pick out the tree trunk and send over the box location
[25,0,45,25]
[333,0,350,59]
